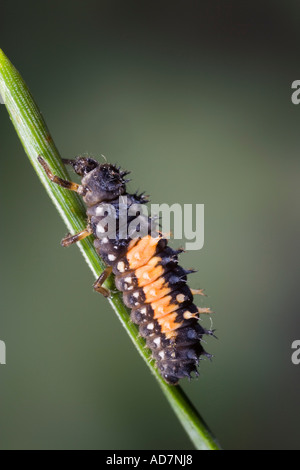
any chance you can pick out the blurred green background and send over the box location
[1,0,300,450]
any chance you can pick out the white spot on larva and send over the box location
[150,289,156,297]
[117,261,125,272]
[114,246,118,250]
[134,252,141,260]
[127,285,134,291]
[158,306,164,314]
[133,292,139,299]
[135,302,139,306]
[141,307,147,314]
[171,352,176,358]
[158,351,165,360]
[143,272,151,280]
[108,254,116,261]
[102,237,109,243]
[153,337,161,347]
[147,323,154,330]
[125,277,132,283]
[176,294,185,303]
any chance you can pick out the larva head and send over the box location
[66,158,130,205]
[64,157,100,177]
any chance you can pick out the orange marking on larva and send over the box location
[143,272,151,281]
[157,312,183,334]
[127,238,139,251]
[134,258,164,287]
[164,331,178,340]
[143,277,172,303]
[148,256,161,267]
[151,296,179,319]
[126,235,160,270]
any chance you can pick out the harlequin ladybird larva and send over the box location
[38,155,213,385]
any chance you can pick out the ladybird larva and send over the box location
[38,155,213,385]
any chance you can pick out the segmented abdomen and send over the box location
[92,224,210,385]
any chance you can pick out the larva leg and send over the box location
[93,267,113,298]
[38,156,86,195]
[61,226,93,247]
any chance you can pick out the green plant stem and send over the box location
[0,49,221,451]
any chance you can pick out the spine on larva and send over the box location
[88,195,211,385]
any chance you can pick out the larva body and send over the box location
[39,156,212,385]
